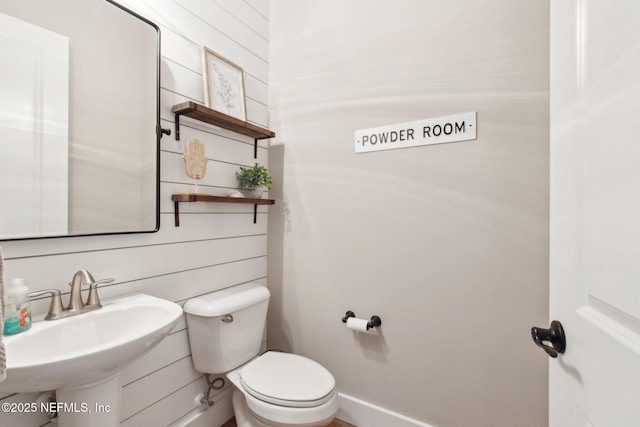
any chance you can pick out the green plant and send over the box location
[236,163,272,191]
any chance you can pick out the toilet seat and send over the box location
[226,351,339,426]
[240,351,336,408]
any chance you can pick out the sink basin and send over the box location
[0,293,182,393]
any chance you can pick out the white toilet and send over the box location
[184,283,339,427]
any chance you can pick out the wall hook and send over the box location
[158,126,172,138]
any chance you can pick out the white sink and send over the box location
[0,293,182,426]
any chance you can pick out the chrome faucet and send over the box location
[28,269,114,320]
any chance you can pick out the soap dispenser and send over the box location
[3,278,32,335]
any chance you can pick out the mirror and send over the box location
[0,0,160,240]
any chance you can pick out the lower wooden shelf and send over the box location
[171,193,275,226]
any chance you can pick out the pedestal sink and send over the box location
[0,293,183,427]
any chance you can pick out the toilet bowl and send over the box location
[227,351,338,427]
[183,283,338,427]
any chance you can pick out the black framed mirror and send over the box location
[0,0,160,241]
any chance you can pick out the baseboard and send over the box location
[175,388,433,427]
[337,392,434,427]
[171,386,234,427]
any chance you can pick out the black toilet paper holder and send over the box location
[341,310,382,330]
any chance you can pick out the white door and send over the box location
[0,12,68,239]
[548,1,640,426]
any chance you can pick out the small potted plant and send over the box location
[236,163,272,198]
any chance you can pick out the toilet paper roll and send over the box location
[346,317,371,333]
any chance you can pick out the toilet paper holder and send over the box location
[342,310,382,330]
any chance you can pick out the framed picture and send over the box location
[201,47,247,121]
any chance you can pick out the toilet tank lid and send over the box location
[184,283,270,317]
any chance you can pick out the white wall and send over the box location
[0,0,271,425]
[268,1,549,427]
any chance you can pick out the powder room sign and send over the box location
[355,112,476,154]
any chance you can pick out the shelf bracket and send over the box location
[253,204,258,224]
[174,113,182,141]
[174,201,181,226]
[254,139,258,159]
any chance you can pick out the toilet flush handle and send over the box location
[221,314,234,323]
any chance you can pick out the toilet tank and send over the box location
[184,283,270,374]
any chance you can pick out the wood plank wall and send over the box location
[0,0,271,425]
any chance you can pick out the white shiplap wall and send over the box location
[0,0,270,425]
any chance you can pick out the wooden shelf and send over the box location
[172,101,275,158]
[171,193,275,226]
[170,103,277,225]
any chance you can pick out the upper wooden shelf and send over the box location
[172,101,275,146]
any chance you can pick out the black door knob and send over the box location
[531,320,566,358]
